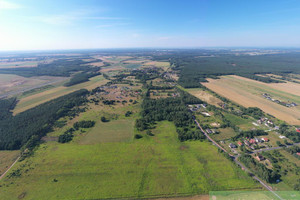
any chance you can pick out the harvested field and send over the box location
[203,75,300,125]
[186,88,223,107]
[13,75,108,114]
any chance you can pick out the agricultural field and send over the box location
[203,75,300,125]
[0,74,66,98]
[186,88,223,107]
[13,75,108,114]
[0,120,260,200]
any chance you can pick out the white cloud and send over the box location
[0,0,21,10]
[37,10,127,26]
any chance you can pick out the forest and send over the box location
[0,59,101,77]
[0,89,89,150]
[153,51,300,87]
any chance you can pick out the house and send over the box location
[296,128,300,133]
[244,140,250,146]
[262,138,269,142]
[229,143,237,148]
[296,152,300,156]
[206,129,213,134]
[255,154,265,161]
[201,112,211,117]
[255,137,262,143]
[249,139,256,144]
[274,126,280,130]
[237,141,243,146]
[279,135,286,139]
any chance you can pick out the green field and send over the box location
[0,120,260,199]
[0,150,20,176]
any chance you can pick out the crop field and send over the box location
[203,75,300,125]
[186,88,223,107]
[13,75,108,114]
[0,61,38,68]
[0,120,260,200]
[0,151,19,177]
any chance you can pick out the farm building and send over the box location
[255,154,265,161]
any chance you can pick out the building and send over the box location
[229,143,237,149]
[249,139,256,144]
[255,154,265,161]
[262,138,269,142]
[237,141,243,146]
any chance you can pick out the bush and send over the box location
[134,134,143,139]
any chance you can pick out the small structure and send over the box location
[296,128,300,133]
[262,138,269,142]
[201,112,211,117]
[255,154,265,161]
[237,141,243,146]
[229,143,237,149]
[249,139,256,144]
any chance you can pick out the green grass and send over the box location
[212,128,237,141]
[0,150,20,176]
[79,119,134,144]
[0,121,260,199]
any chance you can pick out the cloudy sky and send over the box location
[1,0,300,50]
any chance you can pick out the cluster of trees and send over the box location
[58,128,75,143]
[136,89,204,141]
[158,51,300,88]
[0,59,99,77]
[0,89,89,150]
[241,107,264,119]
[74,120,95,130]
[233,129,267,140]
[238,73,285,83]
[64,70,101,87]
[0,97,17,120]
[284,146,300,159]
[279,124,300,143]
[239,154,280,183]
[59,120,95,143]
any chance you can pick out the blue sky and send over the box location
[0,0,300,50]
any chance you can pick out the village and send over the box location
[262,93,298,108]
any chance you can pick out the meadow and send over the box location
[0,120,260,199]
[0,150,20,177]
[203,75,300,125]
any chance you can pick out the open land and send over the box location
[13,75,108,114]
[203,75,300,125]
[0,121,260,200]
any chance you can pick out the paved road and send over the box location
[194,119,284,200]
[252,143,300,154]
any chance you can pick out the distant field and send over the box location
[13,75,108,114]
[0,74,66,98]
[186,88,223,107]
[0,151,19,177]
[143,61,170,71]
[203,75,300,125]
[0,61,38,68]
[0,121,260,199]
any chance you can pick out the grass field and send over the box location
[0,151,20,177]
[211,128,237,141]
[0,121,260,200]
[13,75,108,114]
[203,75,300,125]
